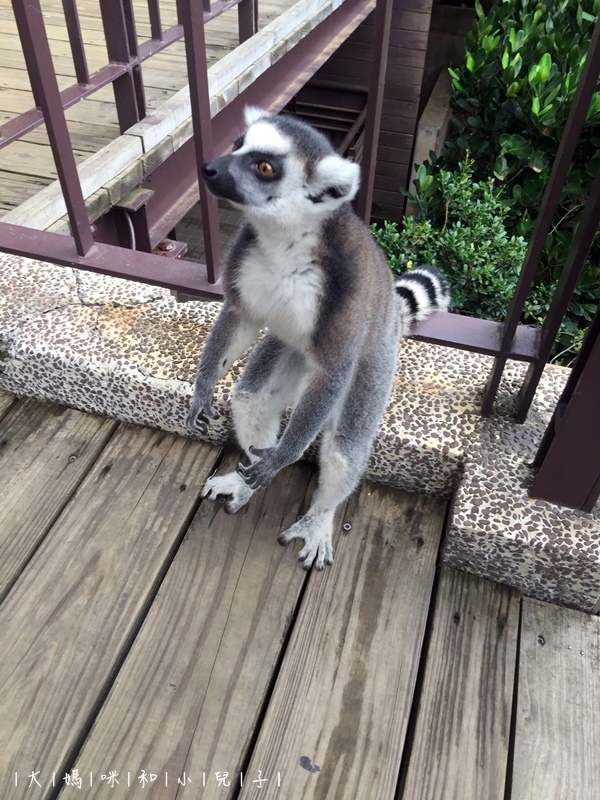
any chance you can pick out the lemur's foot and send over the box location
[278,512,335,571]
[201,471,254,514]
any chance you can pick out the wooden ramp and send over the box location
[0,392,598,799]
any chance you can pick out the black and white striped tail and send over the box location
[394,264,450,337]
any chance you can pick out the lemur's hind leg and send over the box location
[278,421,368,569]
[279,357,395,569]
[201,335,307,513]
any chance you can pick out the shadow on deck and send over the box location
[0,393,598,799]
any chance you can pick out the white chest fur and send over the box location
[235,229,324,348]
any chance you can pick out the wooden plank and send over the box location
[71,454,314,798]
[0,173,52,210]
[1,134,143,229]
[238,483,446,799]
[375,173,410,193]
[400,568,520,800]
[0,139,88,180]
[0,399,118,602]
[0,391,16,419]
[511,598,600,799]
[376,145,412,165]
[0,425,221,800]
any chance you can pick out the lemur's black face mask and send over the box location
[200,156,245,204]
[201,148,286,209]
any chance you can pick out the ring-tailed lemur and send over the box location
[186,107,450,570]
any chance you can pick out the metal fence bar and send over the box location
[61,0,90,84]
[147,0,163,41]
[530,302,600,512]
[238,0,258,42]
[99,0,146,132]
[180,0,221,284]
[0,63,126,148]
[355,0,393,222]
[0,222,223,298]
[11,0,93,255]
[516,163,600,422]
[480,13,600,416]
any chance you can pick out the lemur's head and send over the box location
[200,107,360,222]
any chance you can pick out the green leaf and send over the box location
[532,95,540,116]
[482,34,500,52]
[537,53,552,82]
[507,81,521,98]
[528,153,546,173]
[493,155,509,180]
[502,48,510,69]
[499,133,532,158]
[466,51,475,72]
[511,53,523,78]
[528,64,540,84]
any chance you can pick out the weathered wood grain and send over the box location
[0,398,118,601]
[238,482,446,799]
[511,598,600,800]
[0,424,220,800]
[0,392,16,418]
[71,453,314,798]
[401,567,520,800]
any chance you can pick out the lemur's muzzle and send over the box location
[200,157,244,204]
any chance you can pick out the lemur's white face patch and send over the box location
[237,121,291,157]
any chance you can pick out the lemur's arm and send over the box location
[238,364,351,488]
[186,302,258,434]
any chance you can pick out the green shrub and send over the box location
[407,0,600,361]
[372,156,528,321]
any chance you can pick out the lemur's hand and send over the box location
[185,392,219,435]
[237,446,280,490]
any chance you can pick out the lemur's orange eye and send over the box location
[257,161,274,177]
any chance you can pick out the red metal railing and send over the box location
[0,0,598,509]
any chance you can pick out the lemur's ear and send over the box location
[244,106,270,127]
[313,155,361,204]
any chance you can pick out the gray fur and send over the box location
[186,110,449,570]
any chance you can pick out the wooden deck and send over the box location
[0,0,295,213]
[0,391,599,799]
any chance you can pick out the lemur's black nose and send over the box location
[201,161,219,179]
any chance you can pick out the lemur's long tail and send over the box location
[394,264,450,337]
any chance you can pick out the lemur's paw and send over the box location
[278,514,334,571]
[185,398,219,435]
[201,471,254,514]
[237,445,280,490]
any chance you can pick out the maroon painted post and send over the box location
[180,0,222,284]
[516,163,600,422]
[147,0,163,41]
[61,0,90,84]
[355,0,393,222]
[530,303,600,512]
[99,0,146,132]
[238,0,258,42]
[481,13,600,417]
[11,0,93,255]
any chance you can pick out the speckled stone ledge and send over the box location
[1,251,598,611]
